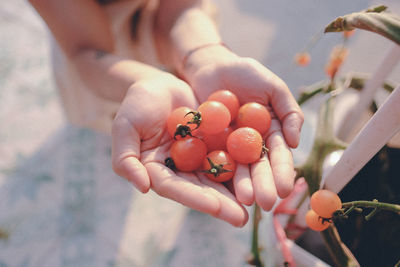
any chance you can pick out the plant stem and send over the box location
[321,226,360,267]
[297,87,324,106]
[342,200,400,214]
[296,88,357,266]
[301,95,346,195]
[249,204,263,267]
[0,228,9,240]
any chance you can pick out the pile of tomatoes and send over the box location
[165,90,271,183]
[305,189,343,231]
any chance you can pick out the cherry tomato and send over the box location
[202,126,233,152]
[207,90,240,120]
[167,107,197,138]
[226,127,263,164]
[202,150,236,182]
[197,101,231,135]
[310,189,342,218]
[236,102,271,135]
[343,30,355,38]
[170,137,207,172]
[295,52,311,66]
[325,46,348,79]
[305,209,330,232]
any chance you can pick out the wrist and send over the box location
[179,43,236,82]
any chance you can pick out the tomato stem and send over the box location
[164,157,176,170]
[173,124,193,139]
[261,141,269,158]
[202,157,232,177]
[185,111,202,129]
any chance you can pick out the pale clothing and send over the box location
[51,0,161,134]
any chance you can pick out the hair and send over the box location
[97,0,143,42]
[130,4,143,41]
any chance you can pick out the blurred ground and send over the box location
[0,0,399,266]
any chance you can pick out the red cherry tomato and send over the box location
[236,102,271,135]
[207,90,240,120]
[203,150,236,182]
[226,127,263,164]
[305,209,330,232]
[202,126,233,152]
[170,137,207,172]
[197,101,231,135]
[167,107,197,139]
[310,190,342,218]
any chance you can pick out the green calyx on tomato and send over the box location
[185,111,202,129]
[261,140,269,157]
[173,124,193,140]
[202,157,232,177]
[164,157,176,170]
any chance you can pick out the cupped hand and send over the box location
[183,47,304,210]
[111,71,248,227]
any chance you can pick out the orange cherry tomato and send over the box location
[305,209,330,232]
[167,107,197,138]
[170,137,207,172]
[295,52,311,66]
[343,30,355,38]
[203,150,236,182]
[310,189,342,218]
[236,102,271,135]
[202,126,233,152]
[197,101,231,135]
[207,90,240,120]
[325,46,348,79]
[226,127,263,164]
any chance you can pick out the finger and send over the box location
[146,162,221,218]
[282,111,304,148]
[266,120,295,198]
[251,154,277,211]
[197,174,249,227]
[269,80,304,148]
[112,116,151,193]
[233,164,254,206]
[148,162,248,227]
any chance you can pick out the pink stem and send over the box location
[273,216,296,267]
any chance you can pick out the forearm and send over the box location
[29,0,162,103]
[71,49,162,102]
[154,0,233,78]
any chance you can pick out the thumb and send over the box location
[111,116,151,193]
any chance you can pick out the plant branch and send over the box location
[248,204,264,267]
[342,200,400,214]
[321,226,360,267]
[297,87,324,106]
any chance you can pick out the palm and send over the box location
[112,73,248,227]
[188,57,303,209]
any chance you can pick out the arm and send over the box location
[155,0,304,209]
[154,0,230,76]
[29,0,249,227]
[29,0,162,102]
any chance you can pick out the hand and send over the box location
[182,45,304,210]
[111,71,248,227]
